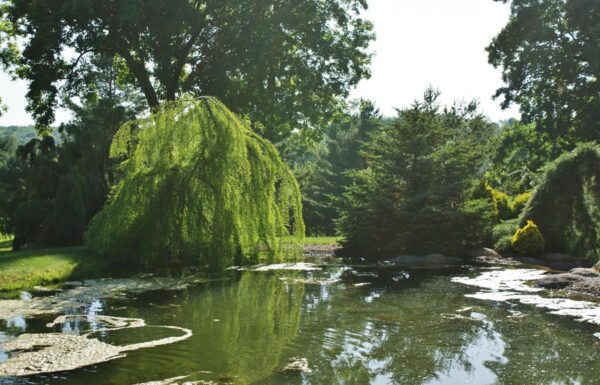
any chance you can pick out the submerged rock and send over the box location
[282,357,311,374]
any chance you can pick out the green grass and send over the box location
[304,236,341,246]
[0,240,109,295]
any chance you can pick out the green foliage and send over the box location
[0,126,58,144]
[488,0,600,142]
[282,100,381,235]
[2,0,373,141]
[486,122,566,194]
[4,55,144,250]
[512,220,545,255]
[493,218,520,253]
[510,191,532,216]
[520,143,600,261]
[337,89,496,260]
[86,97,304,271]
[487,185,512,220]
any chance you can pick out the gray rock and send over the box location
[569,268,600,278]
[535,273,585,289]
[468,248,501,258]
[282,358,311,374]
[571,278,600,296]
[387,254,463,266]
[540,253,578,263]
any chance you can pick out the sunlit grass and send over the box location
[0,244,108,295]
[304,236,341,246]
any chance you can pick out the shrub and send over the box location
[509,191,531,217]
[487,185,513,220]
[511,220,545,255]
[492,218,520,253]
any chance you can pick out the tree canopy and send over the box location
[1,0,374,141]
[86,97,304,271]
[338,90,496,260]
[488,0,600,141]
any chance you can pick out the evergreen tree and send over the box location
[338,90,496,260]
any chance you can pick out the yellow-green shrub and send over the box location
[510,191,531,216]
[487,185,512,220]
[512,220,545,255]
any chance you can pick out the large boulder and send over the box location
[569,268,600,278]
[535,273,585,289]
[540,253,579,263]
[467,248,501,259]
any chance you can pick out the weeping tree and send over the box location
[520,143,600,262]
[86,97,304,271]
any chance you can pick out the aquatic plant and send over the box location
[512,220,545,255]
[86,97,304,271]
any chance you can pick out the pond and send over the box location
[1,263,599,385]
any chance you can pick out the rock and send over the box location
[282,358,311,374]
[468,248,501,259]
[540,253,578,263]
[424,254,445,263]
[569,268,600,278]
[535,273,585,289]
[387,254,463,266]
[594,260,600,273]
[571,278,600,296]
[387,256,423,265]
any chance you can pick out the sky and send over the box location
[0,0,519,126]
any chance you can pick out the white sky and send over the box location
[0,0,518,126]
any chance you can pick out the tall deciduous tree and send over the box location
[1,0,374,141]
[488,0,600,141]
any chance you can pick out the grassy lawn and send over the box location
[304,236,341,246]
[0,239,108,295]
[0,235,339,295]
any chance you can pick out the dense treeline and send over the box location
[1,0,600,267]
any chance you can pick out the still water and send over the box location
[1,264,599,385]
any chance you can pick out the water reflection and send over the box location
[1,266,600,385]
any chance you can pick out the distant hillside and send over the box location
[0,126,61,145]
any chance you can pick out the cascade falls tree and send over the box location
[0,0,374,141]
[520,143,600,262]
[338,90,496,260]
[86,97,304,271]
[488,0,600,142]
